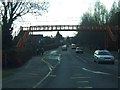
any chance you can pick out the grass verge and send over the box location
[2,70,14,78]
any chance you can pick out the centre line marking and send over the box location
[78,87,93,88]
[77,81,89,83]
[33,71,51,88]
[49,75,56,77]
[71,77,91,79]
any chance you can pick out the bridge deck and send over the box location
[20,25,119,32]
[22,25,118,32]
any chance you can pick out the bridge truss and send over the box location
[16,25,120,50]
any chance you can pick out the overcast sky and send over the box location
[14,0,118,37]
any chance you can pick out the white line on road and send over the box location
[33,71,51,88]
[41,56,54,70]
[33,55,53,88]
[82,68,112,75]
[33,51,61,88]
[78,86,93,88]
[58,54,61,64]
[71,77,91,79]
[53,54,61,68]
[77,81,89,83]
[49,75,56,77]
[118,76,120,78]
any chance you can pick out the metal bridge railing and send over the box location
[15,25,120,48]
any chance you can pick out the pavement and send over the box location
[2,49,61,88]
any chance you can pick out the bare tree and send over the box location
[93,1,108,25]
[109,1,119,25]
[0,0,49,50]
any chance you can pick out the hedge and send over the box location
[2,48,33,68]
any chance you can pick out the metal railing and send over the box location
[15,25,120,48]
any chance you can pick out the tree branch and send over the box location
[13,2,23,15]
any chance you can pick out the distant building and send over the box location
[55,31,64,44]
[25,34,44,49]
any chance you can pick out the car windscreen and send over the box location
[98,52,111,55]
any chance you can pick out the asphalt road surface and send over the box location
[2,47,119,89]
[39,47,118,88]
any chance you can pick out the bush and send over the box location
[2,48,33,68]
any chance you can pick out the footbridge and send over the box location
[21,25,119,32]
[15,25,120,50]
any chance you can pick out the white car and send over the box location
[62,45,67,51]
[76,47,83,53]
[71,44,76,49]
[93,50,115,64]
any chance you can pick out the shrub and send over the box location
[2,48,33,68]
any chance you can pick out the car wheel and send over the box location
[94,59,96,62]
[112,62,114,64]
[97,61,100,64]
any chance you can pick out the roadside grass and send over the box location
[2,70,14,78]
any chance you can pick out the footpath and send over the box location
[2,49,61,88]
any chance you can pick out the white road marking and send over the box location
[78,86,93,88]
[82,68,112,75]
[118,76,120,78]
[77,81,89,83]
[71,77,91,79]
[58,54,61,64]
[33,50,60,88]
[49,75,56,77]
[33,71,51,88]
[41,57,54,70]
[50,50,57,55]
[33,54,53,88]
[53,54,61,68]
